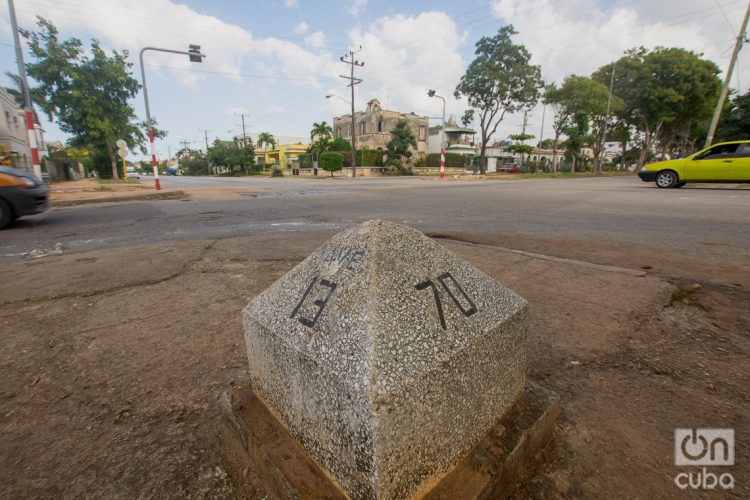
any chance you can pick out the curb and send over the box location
[52,190,189,207]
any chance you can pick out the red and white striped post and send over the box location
[440,146,445,179]
[148,128,160,190]
[24,111,41,179]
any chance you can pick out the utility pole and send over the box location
[200,129,211,175]
[235,113,249,145]
[340,47,364,177]
[705,0,750,148]
[8,0,42,179]
[519,110,529,170]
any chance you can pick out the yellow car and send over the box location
[638,140,750,188]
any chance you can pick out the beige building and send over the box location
[0,88,46,175]
[333,99,429,156]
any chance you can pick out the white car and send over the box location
[126,169,140,179]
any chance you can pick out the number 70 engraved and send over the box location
[415,272,477,330]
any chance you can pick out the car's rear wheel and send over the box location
[0,198,13,230]
[656,170,678,188]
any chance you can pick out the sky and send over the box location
[1,0,749,161]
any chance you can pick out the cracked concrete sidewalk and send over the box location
[0,233,747,498]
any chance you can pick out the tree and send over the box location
[505,133,535,166]
[715,90,750,143]
[257,132,275,171]
[544,83,569,173]
[538,138,557,149]
[310,121,332,144]
[461,109,474,127]
[385,119,417,164]
[592,47,721,169]
[207,137,256,174]
[22,17,162,179]
[454,25,543,174]
[329,137,351,152]
[320,152,343,177]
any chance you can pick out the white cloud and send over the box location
[485,0,750,140]
[284,0,299,9]
[341,12,467,123]
[229,106,250,115]
[350,0,367,16]
[294,21,310,34]
[305,31,326,49]
[489,0,746,87]
[7,0,335,89]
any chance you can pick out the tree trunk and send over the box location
[620,139,627,171]
[479,140,487,176]
[108,146,118,180]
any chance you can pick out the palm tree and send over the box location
[310,121,333,143]
[257,132,275,171]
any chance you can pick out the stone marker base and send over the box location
[220,381,559,500]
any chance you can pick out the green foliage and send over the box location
[386,119,417,163]
[270,165,283,177]
[545,75,619,172]
[329,138,351,152]
[207,138,255,173]
[461,109,475,127]
[320,152,343,176]
[592,47,721,167]
[309,121,333,156]
[538,138,557,149]
[715,90,750,142]
[357,149,383,166]
[256,132,275,169]
[454,25,543,174]
[22,17,160,179]
[422,153,467,169]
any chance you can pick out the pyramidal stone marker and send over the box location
[242,220,529,499]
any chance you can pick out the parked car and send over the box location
[0,166,49,229]
[126,168,140,179]
[638,140,750,188]
[497,163,520,173]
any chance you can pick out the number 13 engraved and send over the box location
[415,272,477,330]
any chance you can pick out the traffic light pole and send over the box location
[139,45,204,189]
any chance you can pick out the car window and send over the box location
[697,144,739,160]
[734,143,750,157]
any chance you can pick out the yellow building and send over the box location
[257,143,308,170]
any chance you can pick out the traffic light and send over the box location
[188,44,204,63]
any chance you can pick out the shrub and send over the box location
[423,153,467,169]
[271,165,283,177]
[320,152,344,176]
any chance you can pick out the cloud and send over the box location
[305,31,326,49]
[7,0,335,89]
[339,12,467,122]
[483,0,750,140]
[294,21,309,34]
[489,0,746,86]
[229,106,250,115]
[349,0,367,16]
[284,0,299,9]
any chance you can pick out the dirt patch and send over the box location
[0,234,747,498]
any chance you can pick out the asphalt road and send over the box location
[3,175,749,285]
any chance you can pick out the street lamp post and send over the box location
[139,44,205,189]
[427,90,446,179]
